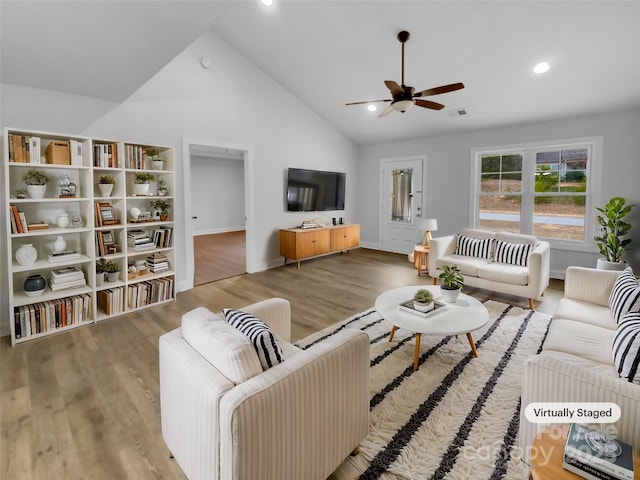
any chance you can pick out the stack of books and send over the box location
[48,251,81,264]
[563,423,634,480]
[127,230,155,252]
[145,253,169,273]
[48,266,87,292]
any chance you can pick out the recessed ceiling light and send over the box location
[533,62,550,74]
[367,104,377,112]
[260,0,274,6]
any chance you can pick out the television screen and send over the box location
[287,168,345,212]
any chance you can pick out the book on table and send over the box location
[563,423,634,480]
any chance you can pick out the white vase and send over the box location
[27,184,46,199]
[98,183,113,197]
[16,243,37,266]
[95,272,105,286]
[413,301,434,312]
[440,287,461,304]
[57,213,69,228]
[53,235,67,252]
[152,160,164,170]
[134,183,150,196]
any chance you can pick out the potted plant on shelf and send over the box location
[157,177,168,196]
[105,260,120,282]
[15,189,26,199]
[439,264,464,304]
[98,175,115,197]
[150,199,171,221]
[23,168,49,199]
[133,172,155,196]
[413,289,435,312]
[96,258,108,286]
[594,197,635,271]
[146,148,164,170]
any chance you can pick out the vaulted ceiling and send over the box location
[2,1,639,145]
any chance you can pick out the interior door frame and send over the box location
[182,137,255,291]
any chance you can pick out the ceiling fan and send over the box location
[345,30,464,117]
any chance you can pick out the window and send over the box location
[390,168,413,223]
[472,137,601,249]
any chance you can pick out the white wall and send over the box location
[357,109,640,277]
[191,155,245,234]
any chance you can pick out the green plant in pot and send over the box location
[133,172,155,196]
[594,197,635,270]
[98,174,115,197]
[150,199,170,221]
[23,168,49,199]
[105,260,120,282]
[96,258,108,286]
[439,264,464,304]
[413,288,435,312]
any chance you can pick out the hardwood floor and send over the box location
[193,230,246,286]
[0,248,564,479]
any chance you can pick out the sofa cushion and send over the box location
[477,262,529,286]
[543,319,615,366]
[455,234,493,260]
[494,239,532,267]
[495,231,538,246]
[460,227,497,240]
[612,311,640,384]
[224,308,284,369]
[553,297,616,330]
[436,254,491,277]
[181,307,263,384]
[609,269,640,324]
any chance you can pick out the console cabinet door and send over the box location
[343,225,360,249]
[298,230,330,258]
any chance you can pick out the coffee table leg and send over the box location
[466,333,478,357]
[389,325,398,342]
[413,333,421,371]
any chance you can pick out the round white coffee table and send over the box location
[375,285,489,371]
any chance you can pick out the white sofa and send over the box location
[428,228,550,309]
[519,267,640,463]
[159,297,370,480]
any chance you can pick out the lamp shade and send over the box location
[419,218,438,232]
[392,99,414,113]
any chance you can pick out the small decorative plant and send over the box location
[439,264,464,290]
[99,175,115,184]
[594,197,635,263]
[150,199,170,215]
[146,148,159,158]
[96,258,108,274]
[105,260,120,273]
[16,189,26,199]
[413,289,434,304]
[134,172,155,184]
[23,169,49,185]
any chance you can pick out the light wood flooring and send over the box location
[0,248,564,479]
[193,231,246,286]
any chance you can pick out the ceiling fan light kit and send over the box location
[346,30,464,118]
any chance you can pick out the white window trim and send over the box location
[470,136,603,252]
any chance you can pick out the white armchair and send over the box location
[159,298,370,480]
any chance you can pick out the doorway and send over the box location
[379,156,425,254]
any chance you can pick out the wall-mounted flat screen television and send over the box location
[286,167,346,212]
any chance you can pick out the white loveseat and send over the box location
[428,228,550,309]
[159,298,370,480]
[519,267,640,463]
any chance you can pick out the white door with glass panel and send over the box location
[380,157,424,254]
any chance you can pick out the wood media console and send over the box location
[279,224,360,268]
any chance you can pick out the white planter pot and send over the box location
[98,183,113,197]
[152,160,164,170]
[106,272,119,282]
[596,258,627,271]
[134,183,150,196]
[95,272,105,286]
[413,301,434,312]
[27,184,46,199]
[440,287,461,304]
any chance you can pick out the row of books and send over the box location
[563,423,634,480]
[127,277,174,309]
[146,252,169,273]
[8,134,40,163]
[13,294,91,339]
[8,205,48,234]
[126,145,152,170]
[93,143,119,168]
[127,229,155,251]
[152,226,174,248]
[49,266,87,292]
[97,287,124,316]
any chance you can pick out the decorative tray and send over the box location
[399,299,447,318]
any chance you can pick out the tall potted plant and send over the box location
[439,264,464,303]
[594,197,635,270]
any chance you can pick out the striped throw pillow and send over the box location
[608,269,640,324]
[612,311,640,384]
[455,234,493,259]
[224,309,284,370]
[494,240,532,267]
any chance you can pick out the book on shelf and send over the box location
[9,205,21,233]
[69,140,83,166]
[27,223,49,231]
[18,211,28,233]
[48,251,81,263]
[563,423,634,480]
[48,279,87,292]
[50,266,85,282]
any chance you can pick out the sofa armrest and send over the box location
[219,329,370,480]
[428,234,456,276]
[564,266,621,307]
[520,352,640,464]
[527,241,550,297]
[242,297,292,342]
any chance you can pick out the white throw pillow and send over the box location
[608,269,640,324]
[612,311,640,384]
[455,234,493,260]
[224,308,284,370]
[494,240,531,267]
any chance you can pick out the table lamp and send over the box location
[419,218,438,246]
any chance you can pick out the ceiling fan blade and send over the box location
[378,105,395,117]
[384,80,404,96]
[345,99,391,106]
[414,82,465,98]
[415,99,445,110]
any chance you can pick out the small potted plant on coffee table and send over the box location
[439,264,464,304]
[413,289,435,312]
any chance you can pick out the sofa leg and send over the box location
[351,447,360,456]
[528,298,534,310]
[433,277,437,285]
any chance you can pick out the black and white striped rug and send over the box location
[296,300,552,480]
